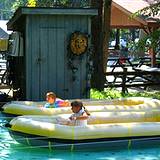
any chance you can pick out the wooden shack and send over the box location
[7,7,97,100]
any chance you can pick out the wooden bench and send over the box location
[105,66,160,93]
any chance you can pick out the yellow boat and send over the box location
[5,113,160,149]
[1,97,160,119]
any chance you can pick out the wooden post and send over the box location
[150,47,156,67]
[122,67,127,94]
[144,27,157,67]
[150,27,157,67]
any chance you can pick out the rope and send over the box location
[127,124,132,150]
[71,125,75,151]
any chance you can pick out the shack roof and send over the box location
[7,7,98,30]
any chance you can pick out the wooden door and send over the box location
[39,28,66,99]
[36,28,88,100]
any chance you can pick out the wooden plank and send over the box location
[56,27,65,98]
[80,16,89,98]
[20,8,98,16]
[29,16,41,100]
[25,16,32,100]
[104,82,160,88]
[71,16,81,99]
[64,16,73,99]
[8,8,98,30]
[48,16,57,94]
[39,27,48,99]
[0,85,10,89]
[105,71,160,76]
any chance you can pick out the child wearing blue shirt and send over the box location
[44,92,57,108]
[44,92,69,108]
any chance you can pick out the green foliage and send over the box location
[132,2,160,19]
[90,88,160,100]
[138,2,160,18]
[0,0,91,19]
[11,0,27,11]
[35,0,56,7]
[132,2,160,55]
[59,0,70,6]
[34,0,89,7]
[27,0,36,7]
[136,29,160,54]
[128,91,160,100]
[0,0,15,19]
[90,88,122,99]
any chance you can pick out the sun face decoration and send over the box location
[70,32,88,55]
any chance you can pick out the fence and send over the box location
[105,57,160,93]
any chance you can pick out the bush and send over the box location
[90,88,160,100]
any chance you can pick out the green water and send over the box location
[1,119,160,160]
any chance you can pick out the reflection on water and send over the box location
[1,118,160,160]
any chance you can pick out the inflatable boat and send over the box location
[5,114,160,149]
[1,97,160,120]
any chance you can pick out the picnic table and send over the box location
[138,57,160,67]
[132,65,160,83]
[107,57,135,72]
[105,57,160,93]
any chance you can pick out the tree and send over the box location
[91,0,112,90]
[136,1,160,17]
[11,0,27,11]
[0,0,91,19]
[135,1,160,66]
[0,0,15,19]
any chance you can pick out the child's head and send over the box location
[71,100,83,113]
[46,92,56,104]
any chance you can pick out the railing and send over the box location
[105,68,160,93]
[105,57,160,93]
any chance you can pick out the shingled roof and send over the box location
[111,0,160,28]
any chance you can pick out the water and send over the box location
[1,118,160,160]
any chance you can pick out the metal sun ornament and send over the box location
[70,32,88,55]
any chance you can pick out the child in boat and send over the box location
[44,91,69,108]
[69,100,90,126]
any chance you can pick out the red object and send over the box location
[119,56,126,64]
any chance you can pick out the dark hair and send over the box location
[71,100,83,108]
[71,100,90,116]
[46,92,56,99]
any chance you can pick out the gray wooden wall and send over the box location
[26,14,91,100]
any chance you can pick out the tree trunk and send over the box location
[91,0,112,90]
[103,0,112,71]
